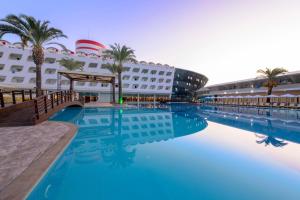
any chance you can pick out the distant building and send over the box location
[197,71,300,97]
[0,39,208,102]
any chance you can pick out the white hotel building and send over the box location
[0,39,208,102]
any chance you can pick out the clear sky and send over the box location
[1,0,300,85]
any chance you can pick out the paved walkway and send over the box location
[0,121,77,200]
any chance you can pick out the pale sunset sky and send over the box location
[1,0,300,85]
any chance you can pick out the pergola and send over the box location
[57,70,116,103]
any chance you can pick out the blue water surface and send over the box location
[27,104,300,200]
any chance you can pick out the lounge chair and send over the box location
[288,103,296,109]
[272,102,278,107]
[279,102,286,108]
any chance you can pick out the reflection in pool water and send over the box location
[27,104,300,200]
[198,105,300,147]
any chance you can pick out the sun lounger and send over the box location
[279,103,286,108]
[288,103,296,109]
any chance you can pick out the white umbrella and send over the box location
[267,94,278,98]
[280,94,296,98]
[249,95,261,98]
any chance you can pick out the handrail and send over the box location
[34,90,82,120]
[0,89,48,108]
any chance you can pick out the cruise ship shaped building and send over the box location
[0,39,208,102]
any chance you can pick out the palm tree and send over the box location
[57,58,84,71]
[102,43,137,104]
[102,62,119,103]
[0,14,67,96]
[257,67,287,96]
[57,58,84,91]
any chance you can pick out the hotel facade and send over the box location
[197,71,300,98]
[0,39,208,102]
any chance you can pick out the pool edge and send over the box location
[0,121,78,200]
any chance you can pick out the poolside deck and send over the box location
[0,121,77,200]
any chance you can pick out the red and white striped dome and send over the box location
[75,39,106,56]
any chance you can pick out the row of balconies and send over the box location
[0,53,174,76]
[0,40,173,67]
[0,74,172,90]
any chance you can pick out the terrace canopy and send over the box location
[57,70,116,103]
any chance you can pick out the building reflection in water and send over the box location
[51,106,208,168]
[198,105,300,148]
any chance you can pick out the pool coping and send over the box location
[0,121,77,200]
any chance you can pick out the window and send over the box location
[46,79,57,85]
[89,82,97,86]
[166,79,171,83]
[132,84,139,89]
[11,77,24,83]
[165,86,171,90]
[61,80,70,85]
[123,83,129,88]
[0,52,3,58]
[101,83,109,87]
[123,75,130,80]
[132,68,140,73]
[76,82,85,86]
[0,64,4,70]
[150,85,156,90]
[0,76,6,82]
[141,69,149,73]
[45,57,56,64]
[133,76,139,81]
[10,65,23,73]
[28,67,36,73]
[142,77,148,81]
[158,71,164,75]
[123,67,130,72]
[45,68,56,74]
[29,78,36,84]
[166,72,172,76]
[150,78,156,82]
[150,70,157,75]
[158,78,164,83]
[88,63,98,68]
[141,85,147,89]
[9,53,22,60]
[158,86,163,90]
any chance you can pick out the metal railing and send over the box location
[34,91,82,119]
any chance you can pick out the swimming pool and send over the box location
[27,104,300,200]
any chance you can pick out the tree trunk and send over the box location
[32,45,44,97]
[267,86,273,103]
[267,86,273,95]
[112,77,116,104]
[34,64,42,96]
[118,72,122,104]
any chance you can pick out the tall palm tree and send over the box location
[57,58,84,91]
[102,43,137,104]
[102,62,119,103]
[257,67,287,96]
[0,14,67,96]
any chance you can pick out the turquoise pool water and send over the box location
[28,104,300,200]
